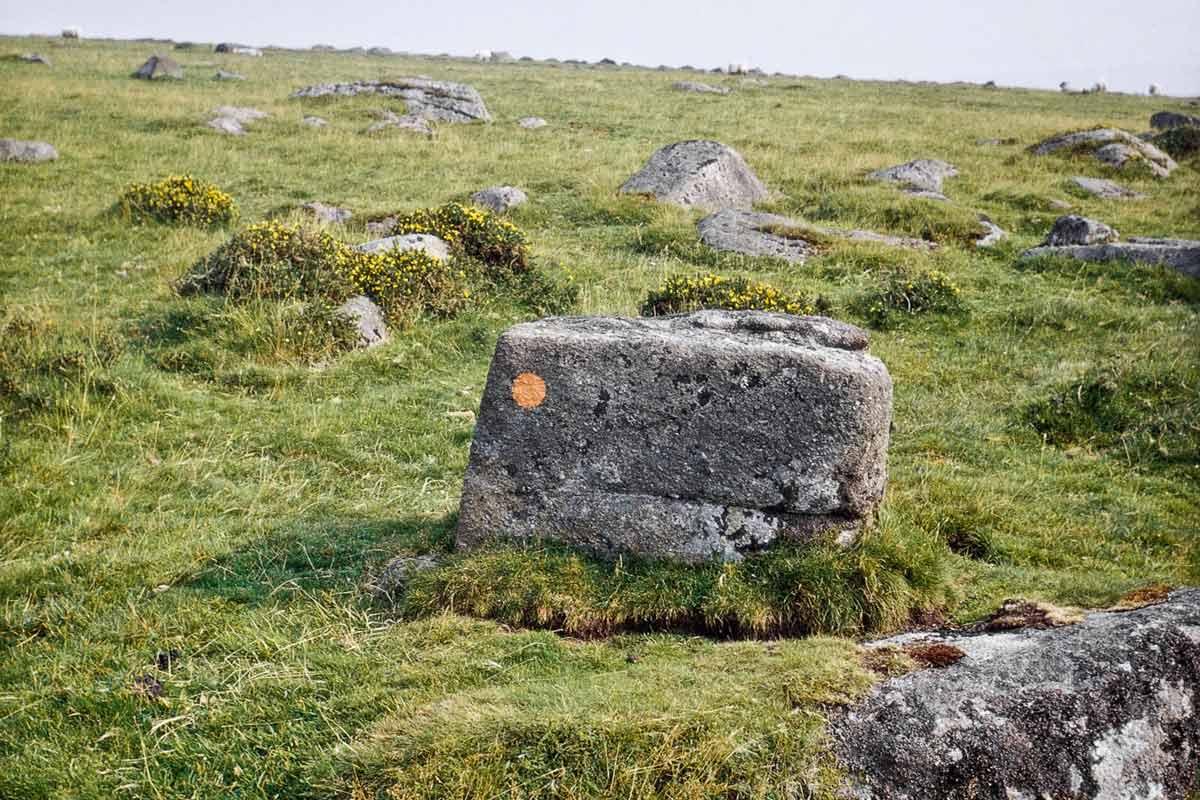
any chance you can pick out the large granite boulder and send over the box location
[133,55,182,80]
[832,590,1200,799]
[291,78,491,123]
[0,139,58,163]
[868,159,958,200]
[698,209,934,264]
[1150,110,1200,130]
[1031,128,1177,177]
[456,310,893,562]
[1043,215,1118,246]
[619,140,768,211]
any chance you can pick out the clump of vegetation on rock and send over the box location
[641,272,820,316]
[854,267,963,327]
[118,174,237,226]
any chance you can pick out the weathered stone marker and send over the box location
[456,310,893,562]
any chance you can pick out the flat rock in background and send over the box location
[673,81,730,95]
[1071,175,1145,200]
[456,310,893,562]
[1022,238,1200,279]
[470,186,528,214]
[0,139,58,163]
[698,208,935,263]
[291,78,491,123]
[1032,128,1177,177]
[620,140,768,210]
[868,159,958,201]
[1150,110,1200,130]
[832,590,1200,799]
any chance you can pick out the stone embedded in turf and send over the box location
[356,233,450,261]
[518,116,547,129]
[301,202,352,224]
[868,158,958,201]
[831,589,1200,800]
[673,81,731,95]
[133,55,182,80]
[470,186,528,214]
[456,310,893,562]
[1022,238,1200,280]
[291,78,491,123]
[1150,110,1200,130]
[0,139,58,163]
[337,295,389,348]
[1031,128,1177,178]
[619,140,769,211]
[1043,215,1118,246]
[1071,175,1145,200]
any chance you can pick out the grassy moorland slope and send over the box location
[1,35,1197,799]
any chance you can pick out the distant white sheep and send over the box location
[62,27,81,39]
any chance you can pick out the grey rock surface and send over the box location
[19,53,50,65]
[1031,128,1177,177]
[518,116,547,129]
[456,310,893,562]
[291,78,491,123]
[1071,175,1145,200]
[673,81,730,95]
[832,590,1200,800]
[365,110,433,135]
[301,115,328,128]
[1150,110,1200,130]
[1022,238,1200,280]
[214,69,245,81]
[868,159,958,200]
[470,186,528,214]
[215,43,261,56]
[301,201,352,224]
[1043,215,1118,246]
[207,116,245,135]
[356,233,450,261]
[337,295,389,348]
[974,216,1006,248]
[207,106,267,135]
[698,209,934,264]
[0,139,58,163]
[133,55,182,80]
[619,140,769,211]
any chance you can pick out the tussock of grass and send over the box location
[398,526,949,639]
[853,267,964,327]
[1023,357,1200,466]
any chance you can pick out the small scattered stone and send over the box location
[207,106,267,136]
[456,310,893,562]
[368,46,393,56]
[975,216,1006,248]
[470,186,528,214]
[1070,176,1145,200]
[214,70,245,81]
[0,139,58,163]
[518,116,547,129]
[365,110,433,136]
[301,115,328,128]
[1043,215,1118,246]
[337,295,389,348]
[19,53,50,65]
[620,140,768,211]
[356,233,451,261]
[207,117,245,135]
[370,554,440,598]
[301,202,351,224]
[673,81,730,95]
[868,159,958,200]
[133,55,182,80]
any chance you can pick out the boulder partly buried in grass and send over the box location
[619,140,769,211]
[1043,214,1118,246]
[0,139,58,163]
[832,589,1200,800]
[1022,237,1200,279]
[1031,128,1177,178]
[1070,175,1145,200]
[456,310,893,562]
[133,55,182,80]
[470,186,528,214]
[291,78,491,123]
[868,158,958,201]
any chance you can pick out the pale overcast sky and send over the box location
[5,0,1198,95]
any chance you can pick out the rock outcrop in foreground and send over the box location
[619,140,768,210]
[290,78,491,122]
[456,310,892,562]
[833,590,1200,799]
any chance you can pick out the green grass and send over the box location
[1,35,1198,799]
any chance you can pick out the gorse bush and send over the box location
[641,273,820,316]
[179,220,465,320]
[118,175,237,226]
[855,267,963,327]
[375,202,529,274]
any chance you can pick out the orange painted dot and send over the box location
[511,372,547,409]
